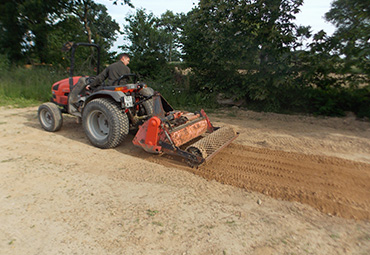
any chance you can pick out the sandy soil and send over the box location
[1,106,370,254]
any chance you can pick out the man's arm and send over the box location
[88,67,109,89]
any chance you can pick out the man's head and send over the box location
[118,53,130,66]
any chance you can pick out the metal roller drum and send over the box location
[186,126,238,161]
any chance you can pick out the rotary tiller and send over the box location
[133,94,238,166]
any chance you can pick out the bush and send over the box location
[142,68,218,111]
[350,86,370,119]
[1,65,368,120]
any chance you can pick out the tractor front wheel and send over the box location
[83,98,129,149]
[38,102,63,132]
[139,87,154,117]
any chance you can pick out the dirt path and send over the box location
[1,106,370,254]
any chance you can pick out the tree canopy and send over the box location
[121,9,185,77]
[0,0,127,66]
[0,0,368,117]
[325,0,370,76]
[182,0,307,109]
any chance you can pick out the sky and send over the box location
[94,0,336,52]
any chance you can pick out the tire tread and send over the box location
[83,98,129,149]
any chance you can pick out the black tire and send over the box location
[142,99,154,116]
[38,102,63,132]
[139,87,154,116]
[82,98,129,149]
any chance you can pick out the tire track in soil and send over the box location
[147,143,370,220]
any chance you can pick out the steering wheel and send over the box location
[113,74,138,86]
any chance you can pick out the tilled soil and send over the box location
[1,106,370,254]
[166,144,370,220]
[146,109,370,220]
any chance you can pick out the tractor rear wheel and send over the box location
[83,98,129,149]
[38,102,63,132]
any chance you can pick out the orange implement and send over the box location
[132,94,238,167]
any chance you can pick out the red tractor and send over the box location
[38,42,154,149]
[38,42,238,166]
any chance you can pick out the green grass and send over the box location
[152,221,163,226]
[0,66,218,111]
[0,96,41,107]
[0,67,66,107]
[330,233,340,239]
[146,209,159,217]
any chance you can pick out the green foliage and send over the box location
[0,0,368,119]
[158,11,186,62]
[305,86,370,118]
[89,3,120,50]
[349,86,370,118]
[0,0,122,68]
[179,0,369,118]
[0,67,65,106]
[121,9,185,78]
[182,0,306,112]
[121,9,167,77]
[0,0,27,63]
[112,0,133,8]
[0,54,10,71]
[325,0,370,76]
[143,68,218,111]
[307,88,347,116]
[19,0,68,63]
[47,1,121,69]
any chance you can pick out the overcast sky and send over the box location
[95,0,336,51]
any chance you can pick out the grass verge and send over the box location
[0,67,65,107]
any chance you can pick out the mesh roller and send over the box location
[186,126,237,159]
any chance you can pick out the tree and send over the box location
[0,0,127,65]
[0,0,26,62]
[66,1,121,71]
[325,0,370,77]
[182,0,305,110]
[112,0,133,7]
[158,11,185,62]
[68,0,120,46]
[69,0,95,45]
[121,9,175,77]
[0,0,67,63]
[20,0,68,63]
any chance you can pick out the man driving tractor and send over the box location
[69,53,131,111]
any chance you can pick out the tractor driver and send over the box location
[87,53,131,90]
[69,53,131,111]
